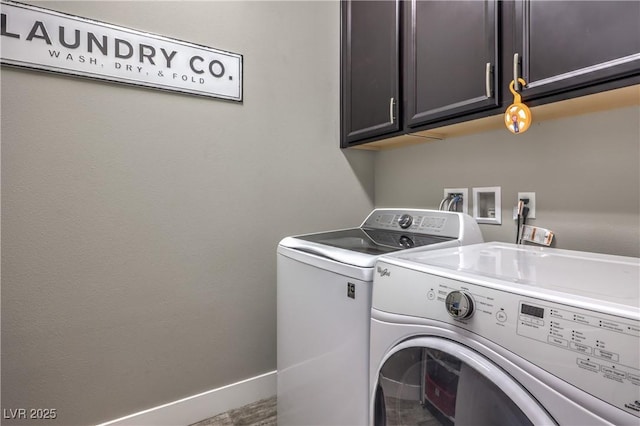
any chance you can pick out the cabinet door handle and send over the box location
[513,53,520,91]
[485,62,492,98]
[389,97,395,124]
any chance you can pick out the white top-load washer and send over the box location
[370,242,640,425]
[277,209,483,426]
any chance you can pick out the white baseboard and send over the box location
[96,370,276,426]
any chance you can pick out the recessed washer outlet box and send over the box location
[443,188,468,214]
[473,186,501,225]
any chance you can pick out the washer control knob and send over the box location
[399,235,415,248]
[398,214,413,229]
[445,291,474,319]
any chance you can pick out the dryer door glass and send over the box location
[374,338,555,426]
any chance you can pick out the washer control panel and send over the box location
[373,261,640,418]
[361,209,463,238]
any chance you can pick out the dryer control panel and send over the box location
[373,261,640,419]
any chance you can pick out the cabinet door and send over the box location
[514,0,640,100]
[341,0,400,147]
[405,0,499,128]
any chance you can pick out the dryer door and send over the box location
[374,337,556,426]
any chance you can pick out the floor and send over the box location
[189,397,276,426]
[188,394,443,426]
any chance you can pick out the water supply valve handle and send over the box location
[504,78,532,134]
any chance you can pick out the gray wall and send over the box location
[1,2,374,425]
[375,105,640,257]
[2,2,639,426]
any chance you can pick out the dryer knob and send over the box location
[445,291,474,319]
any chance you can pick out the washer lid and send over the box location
[280,228,454,268]
[389,242,640,310]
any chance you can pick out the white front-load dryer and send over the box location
[370,242,640,425]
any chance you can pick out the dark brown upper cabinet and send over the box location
[513,0,640,102]
[340,0,640,148]
[341,0,401,146]
[405,0,500,128]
